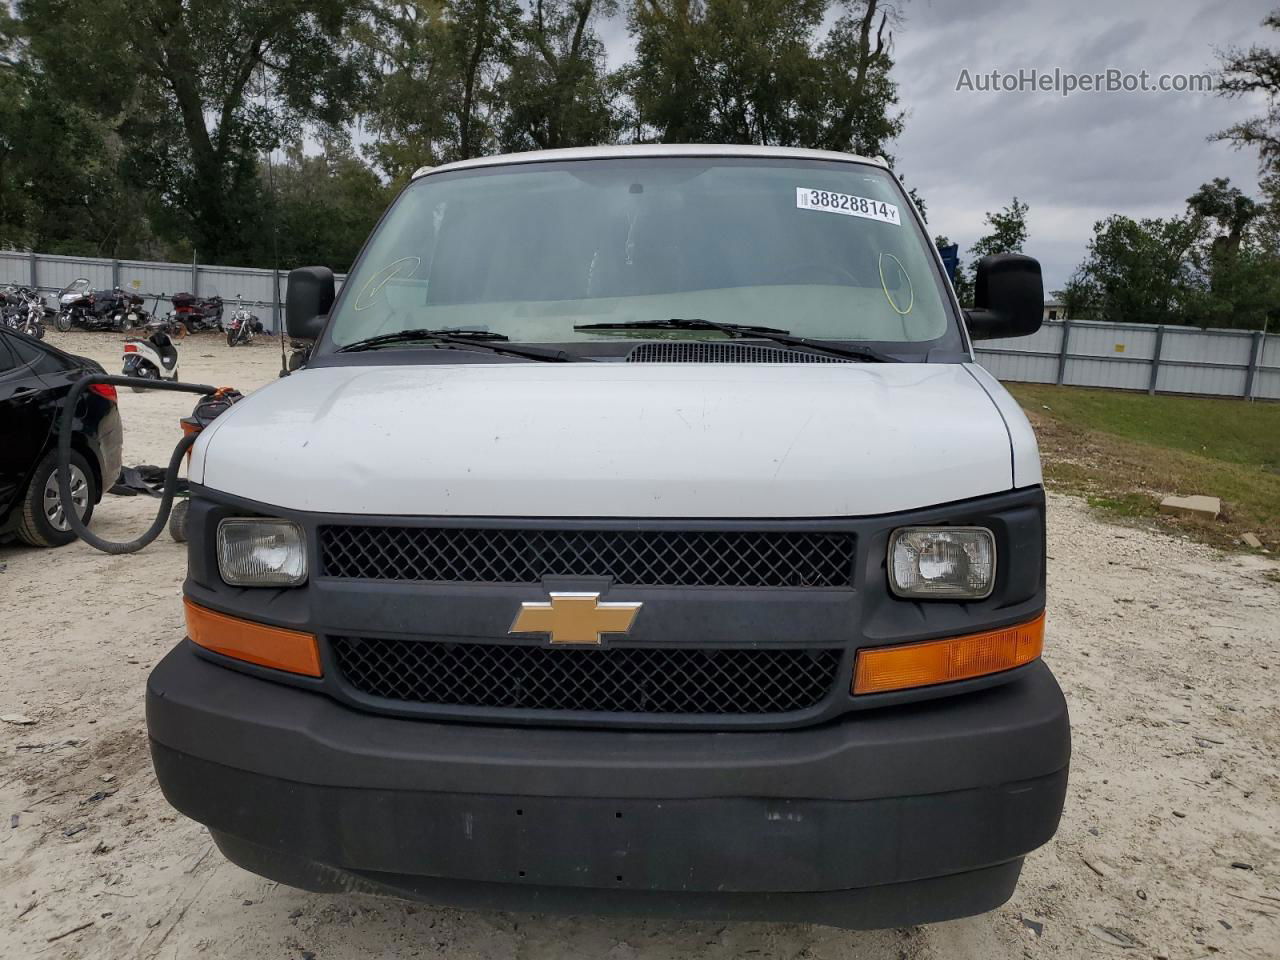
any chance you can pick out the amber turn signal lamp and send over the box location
[853,612,1045,695]
[184,598,322,678]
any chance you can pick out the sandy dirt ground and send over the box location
[1,329,1278,959]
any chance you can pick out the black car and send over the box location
[0,327,123,546]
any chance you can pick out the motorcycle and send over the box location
[170,291,223,334]
[54,278,92,332]
[1,285,48,339]
[55,280,142,332]
[224,295,263,347]
[108,288,148,332]
[121,318,181,389]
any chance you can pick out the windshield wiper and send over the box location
[337,328,592,362]
[573,318,900,363]
[575,318,792,337]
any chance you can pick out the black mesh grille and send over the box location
[319,527,855,588]
[332,637,842,715]
[626,341,848,363]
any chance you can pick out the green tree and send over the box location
[362,0,519,178]
[1051,271,1096,321]
[15,0,369,262]
[0,14,157,256]
[623,0,903,155]
[259,146,391,272]
[498,0,622,152]
[1077,214,1204,326]
[970,197,1029,260]
[945,198,1029,308]
[1185,178,1280,330]
[1214,10,1280,174]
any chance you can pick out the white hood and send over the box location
[192,362,1039,518]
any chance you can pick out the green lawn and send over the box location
[1006,383,1280,551]
[1007,383,1280,470]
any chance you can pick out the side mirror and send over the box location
[285,266,334,341]
[964,254,1043,341]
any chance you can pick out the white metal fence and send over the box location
[2,248,1275,399]
[976,318,1278,400]
[0,249,346,332]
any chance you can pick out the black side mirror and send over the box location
[965,254,1043,341]
[285,266,334,341]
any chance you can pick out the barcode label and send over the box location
[796,188,901,225]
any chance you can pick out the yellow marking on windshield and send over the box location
[878,252,914,316]
[353,256,422,312]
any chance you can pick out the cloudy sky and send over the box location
[597,0,1275,290]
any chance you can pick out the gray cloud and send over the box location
[593,0,1273,288]
[891,0,1274,287]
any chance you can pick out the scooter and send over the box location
[121,319,181,389]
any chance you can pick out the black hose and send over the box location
[58,374,218,554]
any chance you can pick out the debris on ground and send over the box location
[1088,925,1139,948]
[1159,494,1222,519]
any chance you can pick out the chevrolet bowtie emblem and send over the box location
[509,592,643,645]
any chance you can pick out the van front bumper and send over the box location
[146,643,1069,929]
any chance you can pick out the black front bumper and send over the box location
[147,644,1069,929]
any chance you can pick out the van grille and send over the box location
[331,637,843,716]
[319,526,856,588]
[626,341,848,363]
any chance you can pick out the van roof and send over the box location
[412,144,888,180]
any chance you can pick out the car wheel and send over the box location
[16,449,96,547]
[169,499,190,543]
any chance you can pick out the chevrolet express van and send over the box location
[147,144,1069,929]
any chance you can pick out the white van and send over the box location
[147,145,1069,929]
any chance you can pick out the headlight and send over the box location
[889,527,995,599]
[217,519,307,587]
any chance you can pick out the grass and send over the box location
[1006,383,1280,552]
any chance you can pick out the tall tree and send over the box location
[258,145,391,272]
[1076,214,1204,326]
[1051,272,1096,321]
[498,0,622,152]
[1215,10,1280,174]
[15,0,368,262]
[363,0,519,178]
[947,197,1029,307]
[623,0,903,155]
[970,197,1030,259]
[1186,178,1279,330]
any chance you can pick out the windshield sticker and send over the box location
[796,188,901,225]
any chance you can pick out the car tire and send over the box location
[15,449,97,548]
[169,499,190,543]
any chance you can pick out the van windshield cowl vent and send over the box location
[625,341,850,364]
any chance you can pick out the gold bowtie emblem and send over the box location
[509,592,643,645]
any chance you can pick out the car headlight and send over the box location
[889,527,995,599]
[217,518,307,587]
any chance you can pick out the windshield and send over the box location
[324,157,960,356]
